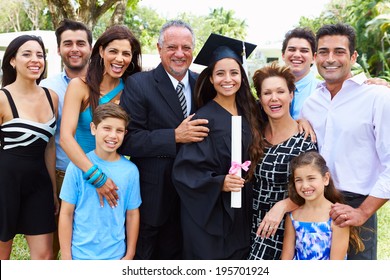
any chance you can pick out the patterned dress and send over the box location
[290,213,339,260]
[248,132,316,260]
[0,88,56,241]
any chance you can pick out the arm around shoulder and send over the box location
[358,196,388,223]
[60,78,92,171]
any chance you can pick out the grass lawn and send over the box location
[377,201,390,259]
[10,202,390,260]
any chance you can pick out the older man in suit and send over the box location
[119,20,209,259]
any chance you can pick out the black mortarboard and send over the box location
[193,33,257,67]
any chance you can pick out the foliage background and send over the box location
[0,0,390,259]
[0,0,388,79]
[1,0,389,260]
[299,0,390,80]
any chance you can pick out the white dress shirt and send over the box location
[301,72,390,199]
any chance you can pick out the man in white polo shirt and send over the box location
[301,23,390,260]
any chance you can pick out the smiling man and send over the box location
[301,23,390,260]
[119,20,209,260]
[40,19,92,259]
[282,27,320,120]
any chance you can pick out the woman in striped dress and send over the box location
[0,35,58,259]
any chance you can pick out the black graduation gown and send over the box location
[172,100,252,259]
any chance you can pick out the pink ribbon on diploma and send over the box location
[229,161,251,175]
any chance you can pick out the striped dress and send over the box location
[0,87,56,242]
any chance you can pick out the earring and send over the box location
[100,57,104,68]
[126,62,135,73]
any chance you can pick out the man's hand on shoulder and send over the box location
[175,114,209,143]
[365,77,390,88]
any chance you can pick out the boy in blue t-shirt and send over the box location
[59,103,141,260]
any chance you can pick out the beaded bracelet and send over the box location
[83,165,98,180]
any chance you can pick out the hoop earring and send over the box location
[126,62,135,73]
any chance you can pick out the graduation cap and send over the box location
[193,33,257,69]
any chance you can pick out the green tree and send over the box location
[0,0,51,32]
[45,0,140,29]
[121,6,248,55]
[188,7,248,54]
[206,8,247,39]
[90,5,166,53]
[124,6,166,54]
[364,2,390,79]
[0,2,249,60]
[0,0,140,32]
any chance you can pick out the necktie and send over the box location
[176,82,187,117]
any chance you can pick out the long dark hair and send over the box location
[1,35,46,86]
[86,25,142,113]
[288,151,365,253]
[194,59,264,180]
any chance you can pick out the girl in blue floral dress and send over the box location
[281,151,364,260]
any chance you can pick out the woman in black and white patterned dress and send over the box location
[0,35,58,259]
[248,62,317,260]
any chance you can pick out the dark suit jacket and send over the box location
[120,63,199,226]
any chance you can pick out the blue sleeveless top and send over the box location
[76,79,124,153]
[290,212,338,260]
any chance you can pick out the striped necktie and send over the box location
[176,82,187,117]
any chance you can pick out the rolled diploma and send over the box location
[231,116,242,208]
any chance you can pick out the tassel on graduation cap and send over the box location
[242,40,248,78]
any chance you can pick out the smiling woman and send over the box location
[0,35,58,260]
[0,31,61,81]
[172,34,264,259]
[248,62,317,260]
[59,25,142,208]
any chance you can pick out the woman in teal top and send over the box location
[76,79,124,152]
[60,25,142,207]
